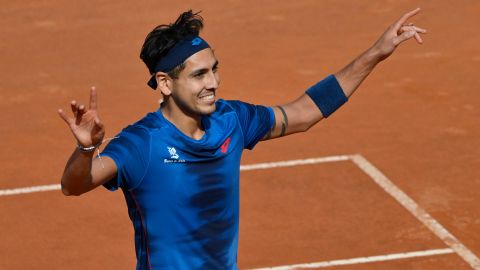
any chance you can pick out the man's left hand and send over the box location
[372,8,427,61]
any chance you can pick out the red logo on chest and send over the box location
[220,137,231,154]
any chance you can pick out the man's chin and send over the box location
[201,104,216,115]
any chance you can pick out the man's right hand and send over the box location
[58,87,105,149]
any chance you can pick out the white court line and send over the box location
[250,248,454,269]
[1,154,479,269]
[349,154,480,270]
[240,155,350,171]
[0,184,61,196]
[0,155,350,197]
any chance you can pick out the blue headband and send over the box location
[147,36,210,89]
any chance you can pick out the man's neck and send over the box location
[160,103,205,140]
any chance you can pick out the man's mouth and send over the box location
[199,93,215,102]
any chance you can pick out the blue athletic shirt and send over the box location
[100,99,274,270]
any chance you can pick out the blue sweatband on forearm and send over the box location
[305,74,348,118]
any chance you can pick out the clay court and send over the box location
[1,1,480,269]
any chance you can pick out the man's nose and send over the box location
[205,71,219,90]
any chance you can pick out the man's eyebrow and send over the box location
[190,60,219,76]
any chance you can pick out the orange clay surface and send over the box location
[1,1,480,269]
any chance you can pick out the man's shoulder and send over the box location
[214,99,234,113]
[119,111,162,139]
[214,99,253,115]
[132,111,163,129]
[216,99,270,119]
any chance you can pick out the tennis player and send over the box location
[58,9,426,270]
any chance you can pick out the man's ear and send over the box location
[156,72,172,96]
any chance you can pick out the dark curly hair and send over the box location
[140,10,204,79]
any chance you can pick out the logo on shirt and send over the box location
[164,146,185,163]
[168,147,179,159]
[220,137,231,154]
[191,38,202,46]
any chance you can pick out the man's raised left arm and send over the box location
[263,8,426,140]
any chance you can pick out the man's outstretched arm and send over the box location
[263,8,427,140]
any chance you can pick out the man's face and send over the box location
[169,48,220,117]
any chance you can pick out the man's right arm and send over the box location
[58,87,116,196]
[60,149,117,196]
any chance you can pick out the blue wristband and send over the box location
[305,74,347,118]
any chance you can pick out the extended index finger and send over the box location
[89,86,97,110]
[394,8,421,31]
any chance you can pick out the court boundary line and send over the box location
[249,248,454,269]
[349,154,480,269]
[0,155,351,197]
[0,184,61,196]
[1,154,479,269]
